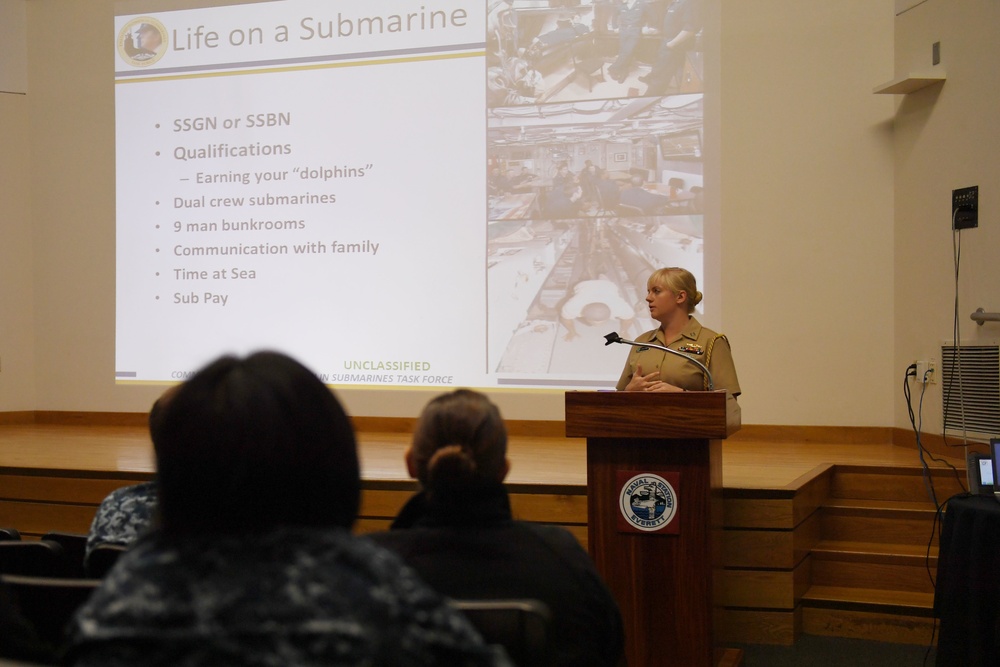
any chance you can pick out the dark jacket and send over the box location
[369,484,624,667]
[68,526,510,667]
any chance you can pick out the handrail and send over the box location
[971,308,1000,326]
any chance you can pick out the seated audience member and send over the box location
[85,480,158,562]
[369,389,624,667]
[67,351,509,667]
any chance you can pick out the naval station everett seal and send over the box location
[617,472,679,533]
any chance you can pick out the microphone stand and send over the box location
[604,331,714,391]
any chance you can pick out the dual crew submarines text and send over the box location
[155,106,379,310]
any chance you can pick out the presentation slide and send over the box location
[114,0,707,391]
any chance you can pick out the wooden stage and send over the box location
[0,418,969,647]
[0,419,962,491]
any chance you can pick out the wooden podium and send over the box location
[565,390,741,667]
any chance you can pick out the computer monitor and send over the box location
[970,451,994,495]
[988,438,1000,498]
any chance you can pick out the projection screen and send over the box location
[114,0,709,391]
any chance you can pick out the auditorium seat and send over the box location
[40,532,88,578]
[84,543,127,579]
[0,527,21,541]
[0,541,74,578]
[1,574,100,653]
[451,599,552,667]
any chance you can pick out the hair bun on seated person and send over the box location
[426,444,479,492]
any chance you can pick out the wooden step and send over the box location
[809,541,938,595]
[830,464,967,502]
[801,605,936,645]
[797,467,947,646]
[820,499,942,546]
[801,585,934,616]
[801,585,936,644]
[800,585,936,644]
[811,539,938,565]
[822,497,940,513]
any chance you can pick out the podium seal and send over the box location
[617,472,679,534]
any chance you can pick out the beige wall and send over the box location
[2,0,994,429]
[718,1,896,426]
[0,0,34,410]
[0,91,35,411]
[891,0,1000,437]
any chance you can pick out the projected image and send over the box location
[488,95,704,222]
[485,92,704,385]
[487,215,701,384]
[487,0,703,106]
[113,0,705,390]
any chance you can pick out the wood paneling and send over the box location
[820,506,939,546]
[0,474,148,504]
[565,390,738,439]
[801,607,935,645]
[721,556,811,609]
[0,500,100,537]
[508,491,587,524]
[723,511,820,569]
[0,418,968,649]
[724,497,796,529]
[809,558,936,595]
[831,465,966,502]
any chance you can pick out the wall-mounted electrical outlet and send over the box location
[915,360,936,383]
[953,186,979,230]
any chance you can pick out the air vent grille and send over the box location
[941,343,1000,441]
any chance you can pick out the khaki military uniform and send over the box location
[615,316,741,395]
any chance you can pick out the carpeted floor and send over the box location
[733,635,936,667]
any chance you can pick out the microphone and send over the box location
[604,331,715,391]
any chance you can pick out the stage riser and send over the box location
[809,560,935,595]
[0,461,953,649]
[715,464,953,646]
[720,559,810,609]
[724,466,832,530]
[0,473,591,544]
[0,500,104,537]
[0,473,146,504]
[0,472,151,537]
[723,512,819,569]
[820,513,940,546]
